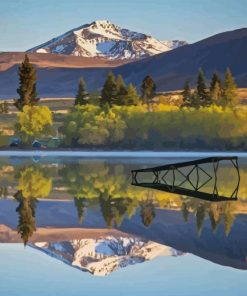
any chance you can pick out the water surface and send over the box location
[0,153,246,295]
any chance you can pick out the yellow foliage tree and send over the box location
[17,166,52,199]
[16,105,53,144]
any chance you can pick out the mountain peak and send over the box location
[28,21,187,60]
[30,236,184,276]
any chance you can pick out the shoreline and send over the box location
[0,150,247,158]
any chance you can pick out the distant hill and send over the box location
[1,28,247,98]
[114,27,247,91]
[0,52,124,71]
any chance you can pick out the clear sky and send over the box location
[0,0,246,51]
[0,244,246,296]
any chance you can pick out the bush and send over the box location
[60,104,247,150]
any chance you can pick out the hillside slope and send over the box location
[1,28,247,97]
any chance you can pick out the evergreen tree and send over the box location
[223,203,235,237]
[15,54,38,111]
[208,205,222,232]
[89,90,100,105]
[140,200,156,227]
[210,72,222,104]
[124,83,139,105]
[196,203,206,237]
[75,78,88,105]
[101,72,117,106]
[141,75,156,104]
[197,68,210,107]
[190,91,201,109]
[116,74,127,104]
[181,80,192,107]
[181,202,190,221]
[14,191,37,245]
[74,197,87,224]
[223,67,238,107]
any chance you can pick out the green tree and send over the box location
[15,192,37,245]
[74,197,87,224]
[89,90,100,105]
[197,68,210,107]
[124,83,139,105]
[190,91,200,109]
[75,78,88,105]
[15,54,38,111]
[16,105,53,145]
[208,204,222,232]
[116,74,127,104]
[181,80,192,107]
[13,166,52,244]
[210,72,222,105]
[223,67,238,107]
[141,75,156,107]
[196,203,206,236]
[101,72,117,106]
[140,200,156,227]
[60,105,126,147]
[223,203,235,236]
[181,202,190,221]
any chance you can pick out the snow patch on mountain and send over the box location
[29,236,184,276]
[28,20,187,60]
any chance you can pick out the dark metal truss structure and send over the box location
[131,157,240,202]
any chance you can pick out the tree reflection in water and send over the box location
[14,166,52,244]
[181,198,236,236]
[7,161,241,244]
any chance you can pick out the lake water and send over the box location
[0,153,247,296]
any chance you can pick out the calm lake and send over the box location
[0,152,247,296]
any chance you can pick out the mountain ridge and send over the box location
[1,27,247,97]
[27,20,187,60]
[29,236,183,276]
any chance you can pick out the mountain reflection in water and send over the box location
[0,156,247,273]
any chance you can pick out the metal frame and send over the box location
[131,157,240,202]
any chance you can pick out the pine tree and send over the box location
[223,67,238,107]
[141,75,156,103]
[116,74,127,101]
[181,80,192,107]
[210,72,222,104]
[140,200,156,227]
[197,68,210,107]
[101,72,117,106]
[74,197,87,224]
[75,78,88,105]
[196,203,206,237]
[125,83,139,105]
[15,54,38,111]
[14,191,37,245]
[190,91,200,109]
[181,202,190,222]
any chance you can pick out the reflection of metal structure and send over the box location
[131,157,240,202]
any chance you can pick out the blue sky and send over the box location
[0,244,246,296]
[0,0,246,51]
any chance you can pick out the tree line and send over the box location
[181,68,238,108]
[10,54,244,148]
[14,55,157,110]
[8,162,238,243]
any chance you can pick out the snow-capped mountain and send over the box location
[28,20,187,60]
[30,236,183,276]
